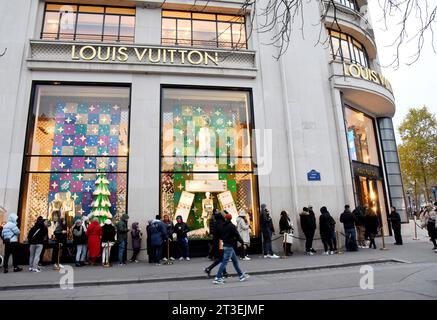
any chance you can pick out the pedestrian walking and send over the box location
[28,216,48,272]
[101,219,116,266]
[388,206,403,245]
[86,217,102,265]
[72,218,87,267]
[299,206,317,255]
[420,203,436,250]
[130,222,142,262]
[260,204,279,258]
[1,213,22,273]
[213,213,250,284]
[204,210,229,278]
[174,215,190,261]
[279,210,294,255]
[162,214,175,261]
[353,206,366,248]
[364,210,379,249]
[116,213,129,265]
[319,207,335,255]
[147,218,167,265]
[340,205,358,251]
[236,210,251,260]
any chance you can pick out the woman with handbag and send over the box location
[420,203,437,249]
[236,210,251,260]
[279,210,294,256]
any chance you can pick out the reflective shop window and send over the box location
[20,84,130,241]
[41,3,135,43]
[345,106,379,166]
[161,10,247,49]
[328,29,369,67]
[160,88,259,237]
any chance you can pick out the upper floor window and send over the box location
[334,0,359,11]
[41,3,135,43]
[161,10,247,49]
[328,29,369,67]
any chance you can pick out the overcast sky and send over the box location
[368,0,437,141]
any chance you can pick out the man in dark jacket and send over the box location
[340,205,358,251]
[260,204,279,258]
[28,216,48,272]
[299,206,317,254]
[72,219,87,267]
[353,206,366,248]
[174,215,190,260]
[319,207,335,254]
[205,210,229,278]
[116,213,129,265]
[388,206,403,245]
[213,214,250,284]
[147,218,168,265]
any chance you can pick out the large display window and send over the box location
[20,84,130,240]
[160,87,258,237]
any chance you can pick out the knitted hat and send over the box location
[104,219,112,225]
[224,213,232,221]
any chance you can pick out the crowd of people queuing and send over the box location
[1,201,436,281]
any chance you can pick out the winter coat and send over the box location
[260,208,275,240]
[54,219,67,242]
[2,213,20,243]
[101,224,116,243]
[419,209,436,227]
[131,223,142,249]
[221,220,244,248]
[319,210,336,239]
[27,219,48,245]
[86,221,102,258]
[163,220,174,238]
[116,214,129,242]
[72,224,87,245]
[210,212,225,240]
[279,215,293,234]
[174,222,189,240]
[236,216,250,245]
[352,207,366,226]
[365,215,379,235]
[388,211,401,230]
[299,211,316,234]
[340,210,357,230]
[147,220,167,247]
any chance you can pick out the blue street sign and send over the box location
[307,170,321,181]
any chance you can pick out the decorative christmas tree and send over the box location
[90,171,113,224]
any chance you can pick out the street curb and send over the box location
[0,258,404,291]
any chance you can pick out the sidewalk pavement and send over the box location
[0,235,435,291]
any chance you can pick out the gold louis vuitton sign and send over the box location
[71,45,219,66]
[343,63,393,93]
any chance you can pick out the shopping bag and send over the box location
[283,232,293,244]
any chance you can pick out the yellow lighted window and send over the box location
[162,10,191,19]
[192,13,216,20]
[78,6,104,13]
[106,7,135,15]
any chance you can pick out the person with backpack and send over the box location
[2,212,22,273]
[72,218,87,267]
[147,218,167,265]
[28,216,48,272]
[174,215,190,261]
[340,205,358,251]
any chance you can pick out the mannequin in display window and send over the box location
[62,191,75,230]
[202,192,214,231]
[197,116,216,166]
[49,193,63,239]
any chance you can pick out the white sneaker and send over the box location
[323,251,329,255]
[305,251,314,256]
[179,257,184,261]
[239,273,250,282]
[263,255,268,258]
[270,254,280,259]
[162,257,168,262]
[242,256,251,261]
[185,257,190,261]
[34,268,41,273]
[213,277,225,284]
[170,257,175,261]
[329,251,335,255]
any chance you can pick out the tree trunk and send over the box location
[421,162,430,202]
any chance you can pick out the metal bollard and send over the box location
[163,239,173,265]
[413,216,419,240]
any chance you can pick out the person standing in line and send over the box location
[340,205,358,252]
[388,206,403,245]
[86,217,102,265]
[38,219,50,267]
[204,210,229,278]
[299,207,317,255]
[147,218,168,265]
[236,210,251,260]
[2,213,23,273]
[420,203,436,250]
[353,206,366,248]
[260,204,279,258]
[174,215,190,261]
[319,207,335,255]
[28,216,48,272]
[279,210,294,256]
[72,218,87,267]
[162,214,175,261]
[116,213,129,266]
[130,222,142,263]
[146,220,153,263]
[213,213,250,284]
[101,219,116,267]
[52,216,67,269]
[364,210,379,249]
